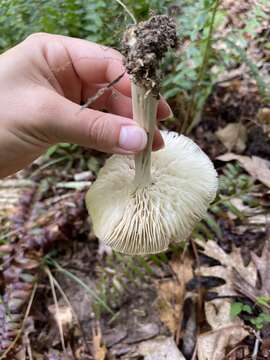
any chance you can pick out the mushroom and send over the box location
[86,15,218,255]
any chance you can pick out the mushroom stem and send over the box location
[132,81,158,187]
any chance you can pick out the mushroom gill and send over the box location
[86,131,218,255]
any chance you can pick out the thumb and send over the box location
[41,92,148,154]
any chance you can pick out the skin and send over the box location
[0,33,172,178]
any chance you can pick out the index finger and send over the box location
[56,35,132,96]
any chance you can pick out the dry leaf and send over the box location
[48,305,73,328]
[157,255,193,335]
[216,123,247,152]
[138,336,186,360]
[248,228,270,303]
[198,300,248,360]
[196,233,270,359]
[257,108,270,135]
[217,153,270,188]
[126,323,159,344]
[195,239,257,297]
[157,280,183,335]
[92,322,107,360]
[195,240,252,359]
[258,108,270,124]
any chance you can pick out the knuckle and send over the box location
[87,113,109,148]
[25,32,49,43]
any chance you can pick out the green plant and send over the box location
[0,0,86,52]
[250,313,270,330]
[92,253,152,318]
[256,296,270,307]
[193,163,255,241]
[230,301,252,317]
[45,257,113,315]
[220,37,270,104]
[162,0,225,132]
[231,299,270,331]
[0,0,172,54]
[162,0,270,133]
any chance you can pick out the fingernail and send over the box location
[161,103,174,121]
[152,128,165,151]
[119,126,147,151]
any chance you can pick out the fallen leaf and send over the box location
[245,227,270,305]
[157,280,182,335]
[48,304,73,328]
[14,347,26,360]
[181,293,197,358]
[157,255,193,336]
[195,239,257,297]
[258,108,270,124]
[195,240,252,359]
[103,328,127,348]
[216,123,247,152]
[126,323,159,344]
[92,322,107,360]
[170,254,194,285]
[217,153,270,188]
[197,301,248,360]
[138,336,186,360]
[257,108,270,135]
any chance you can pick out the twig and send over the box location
[47,258,114,314]
[115,0,136,24]
[252,331,261,360]
[224,344,249,359]
[80,71,126,110]
[190,237,204,322]
[191,342,198,360]
[199,324,251,338]
[26,334,33,360]
[0,283,38,360]
[213,74,242,87]
[0,179,35,188]
[45,266,66,354]
[48,269,92,356]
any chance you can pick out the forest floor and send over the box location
[1,1,270,359]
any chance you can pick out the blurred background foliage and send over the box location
[0,0,171,51]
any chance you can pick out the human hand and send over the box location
[0,33,172,178]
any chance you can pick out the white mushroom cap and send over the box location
[86,131,218,255]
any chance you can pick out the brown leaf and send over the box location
[258,108,270,124]
[157,255,193,336]
[216,123,247,152]
[126,323,159,344]
[197,321,248,360]
[249,227,270,303]
[48,305,73,329]
[195,240,252,359]
[217,153,270,188]
[195,239,257,297]
[197,231,270,307]
[196,232,270,358]
[138,336,186,360]
[157,280,182,335]
[257,108,270,135]
[92,322,107,360]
